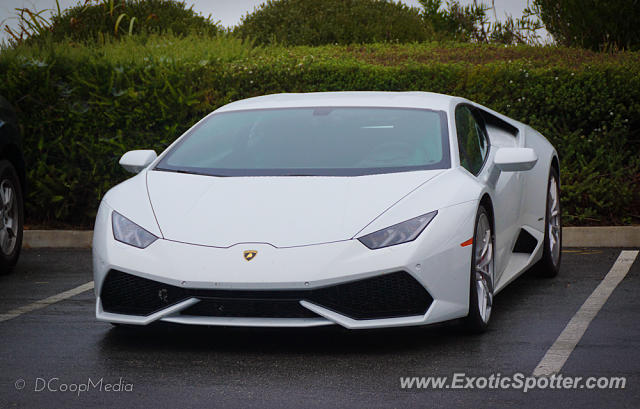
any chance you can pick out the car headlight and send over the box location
[357,211,437,250]
[112,211,158,249]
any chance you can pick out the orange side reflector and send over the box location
[460,238,473,247]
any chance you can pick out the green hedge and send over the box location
[48,0,221,41]
[235,0,430,46]
[0,36,638,226]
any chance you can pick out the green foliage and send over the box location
[488,10,545,45]
[0,37,638,226]
[3,0,63,45]
[235,0,431,46]
[419,0,545,45]
[532,0,640,50]
[47,0,221,42]
[419,0,488,42]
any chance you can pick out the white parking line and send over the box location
[0,281,94,323]
[533,250,639,376]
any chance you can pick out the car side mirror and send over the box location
[119,150,157,173]
[494,147,537,172]
[486,147,537,186]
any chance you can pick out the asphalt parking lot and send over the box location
[0,248,638,408]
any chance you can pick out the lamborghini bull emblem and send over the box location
[243,250,258,261]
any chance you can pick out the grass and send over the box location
[5,34,639,69]
[0,33,255,64]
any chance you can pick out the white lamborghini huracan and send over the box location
[93,91,561,332]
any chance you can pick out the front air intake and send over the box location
[100,270,189,316]
[100,270,433,320]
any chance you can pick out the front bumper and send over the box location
[93,200,477,329]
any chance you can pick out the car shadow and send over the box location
[99,319,466,355]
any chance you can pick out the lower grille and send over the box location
[100,270,432,320]
[101,270,188,316]
[309,272,432,319]
[181,298,318,318]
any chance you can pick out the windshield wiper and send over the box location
[154,167,230,177]
[154,167,194,174]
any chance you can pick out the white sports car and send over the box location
[93,91,561,332]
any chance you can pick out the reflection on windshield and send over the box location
[156,107,450,176]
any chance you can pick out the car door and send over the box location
[455,105,523,286]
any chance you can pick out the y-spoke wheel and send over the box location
[0,160,23,275]
[0,179,18,255]
[464,205,494,333]
[534,167,562,277]
[548,176,561,267]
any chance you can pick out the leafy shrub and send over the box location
[47,0,221,42]
[235,0,431,46]
[418,0,545,45]
[532,0,640,50]
[419,0,487,42]
[0,37,638,226]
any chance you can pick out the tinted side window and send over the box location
[455,106,489,175]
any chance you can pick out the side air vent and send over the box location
[513,228,538,253]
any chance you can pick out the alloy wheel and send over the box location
[548,176,561,267]
[0,179,18,256]
[474,212,494,324]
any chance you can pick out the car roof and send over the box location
[215,91,455,113]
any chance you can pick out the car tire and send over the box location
[533,167,561,278]
[463,205,494,334]
[0,160,23,275]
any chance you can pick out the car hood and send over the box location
[146,169,444,248]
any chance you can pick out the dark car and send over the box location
[0,96,25,274]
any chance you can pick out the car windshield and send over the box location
[155,107,450,176]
